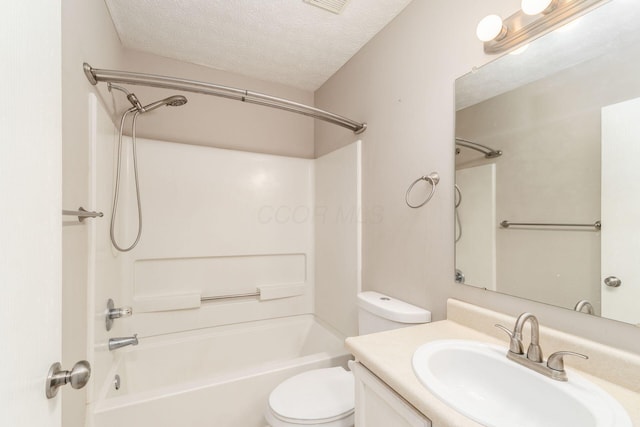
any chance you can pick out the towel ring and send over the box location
[406,172,440,208]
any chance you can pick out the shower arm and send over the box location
[455,138,502,158]
[108,83,144,112]
[84,63,367,134]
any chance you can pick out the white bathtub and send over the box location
[92,315,351,427]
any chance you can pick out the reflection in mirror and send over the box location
[454,0,640,326]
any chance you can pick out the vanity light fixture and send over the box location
[521,0,558,16]
[478,0,608,54]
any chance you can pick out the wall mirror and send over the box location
[454,0,640,326]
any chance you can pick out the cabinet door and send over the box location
[352,362,431,427]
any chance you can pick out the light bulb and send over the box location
[521,0,556,15]
[476,15,506,42]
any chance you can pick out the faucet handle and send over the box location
[110,306,133,319]
[494,323,513,337]
[106,299,133,331]
[547,351,588,372]
[495,324,523,354]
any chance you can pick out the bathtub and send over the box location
[92,315,351,427]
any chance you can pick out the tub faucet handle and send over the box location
[110,306,133,318]
[106,298,133,331]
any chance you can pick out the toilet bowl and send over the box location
[265,367,354,427]
[264,292,431,427]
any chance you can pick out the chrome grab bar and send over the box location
[62,207,104,222]
[500,220,601,230]
[200,290,260,302]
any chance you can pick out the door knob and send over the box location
[45,360,91,399]
[604,276,622,288]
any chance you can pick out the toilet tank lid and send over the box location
[357,291,431,324]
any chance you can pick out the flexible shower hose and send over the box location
[110,108,143,252]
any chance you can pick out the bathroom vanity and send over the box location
[346,300,640,426]
[352,361,431,427]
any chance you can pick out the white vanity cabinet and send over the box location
[351,362,432,427]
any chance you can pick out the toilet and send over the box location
[264,291,431,427]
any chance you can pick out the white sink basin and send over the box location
[412,340,631,427]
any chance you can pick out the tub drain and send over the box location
[113,374,121,391]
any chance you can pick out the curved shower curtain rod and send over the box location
[83,63,367,134]
[455,138,502,158]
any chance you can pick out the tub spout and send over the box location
[109,334,138,351]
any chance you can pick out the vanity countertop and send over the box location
[345,299,640,427]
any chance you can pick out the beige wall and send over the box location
[315,0,521,319]
[315,0,640,354]
[117,50,315,158]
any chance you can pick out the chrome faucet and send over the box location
[108,334,139,351]
[496,312,588,381]
[513,312,543,362]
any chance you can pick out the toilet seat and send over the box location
[266,367,354,426]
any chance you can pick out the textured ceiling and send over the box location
[104,0,414,90]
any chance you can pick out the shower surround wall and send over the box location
[455,164,496,291]
[90,96,314,416]
[122,138,315,336]
[93,103,315,341]
[315,142,362,337]
[89,98,362,425]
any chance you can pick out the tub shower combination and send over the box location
[86,63,366,426]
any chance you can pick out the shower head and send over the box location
[140,95,188,113]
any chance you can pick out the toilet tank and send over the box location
[357,291,431,335]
